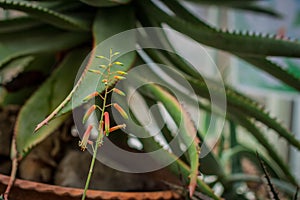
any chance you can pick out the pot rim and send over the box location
[0,173,182,199]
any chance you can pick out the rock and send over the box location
[19,131,61,183]
[0,159,11,175]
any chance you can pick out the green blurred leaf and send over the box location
[228,111,298,185]
[0,54,56,106]
[221,145,284,179]
[1,87,34,106]
[0,0,91,31]
[129,106,220,200]
[139,1,300,57]
[0,56,34,85]
[138,0,300,92]
[35,5,136,131]
[61,5,136,114]
[144,83,200,197]
[140,40,300,152]
[0,26,90,67]
[228,174,298,197]
[237,56,300,92]
[135,55,226,178]
[294,11,300,26]
[0,17,41,33]
[80,0,131,7]
[182,0,281,17]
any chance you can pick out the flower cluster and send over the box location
[78,49,127,151]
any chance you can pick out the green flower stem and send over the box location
[81,87,108,200]
[81,55,112,200]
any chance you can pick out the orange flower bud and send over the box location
[113,61,123,66]
[116,71,127,75]
[112,88,125,96]
[88,69,102,74]
[83,92,99,102]
[112,52,120,56]
[82,105,97,124]
[109,124,126,133]
[113,103,128,119]
[114,76,126,80]
[96,55,106,59]
[78,125,93,151]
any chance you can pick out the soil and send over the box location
[0,105,18,175]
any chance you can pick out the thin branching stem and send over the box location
[81,86,108,200]
[81,50,125,200]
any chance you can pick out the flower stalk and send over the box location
[80,49,127,200]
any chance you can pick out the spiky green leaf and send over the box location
[0,0,90,31]
[137,0,300,92]
[35,5,136,131]
[0,26,90,67]
[80,0,131,7]
[129,106,220,200]
[141,41,300,152]
[144,83,200,197]
[0,17,41,33]
[15,48,89,157]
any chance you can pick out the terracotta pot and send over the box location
[0,174,181,200]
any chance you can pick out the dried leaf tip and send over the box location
[79,125,93,151]
[34,116,52,132]
[83,105,97,124]
[188,184,196,199]
[34,122,45,132]
[113,103,128,119]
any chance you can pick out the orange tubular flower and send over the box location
[112,88,125,96]
[83,92,99,102]
[78,125,93,151]
[109,124,126,133]
[116,71,127,75]
[104,112,110,136]
[113,103,128,119]
[82,105,97,124]
[114,76,126,80]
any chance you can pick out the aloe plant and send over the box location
[0,0,299,199]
